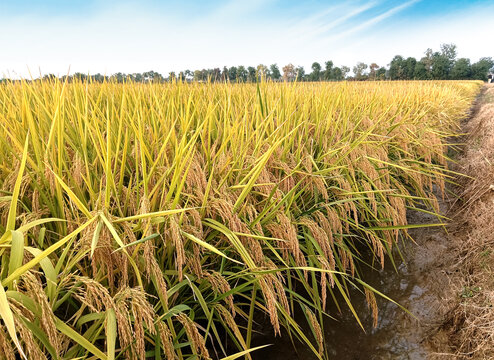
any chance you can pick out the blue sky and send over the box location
[0,0,492,77]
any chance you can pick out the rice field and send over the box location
[0,79,481,359]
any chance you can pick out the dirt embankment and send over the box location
[428,84,494,359]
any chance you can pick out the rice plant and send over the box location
[0,79,481,359]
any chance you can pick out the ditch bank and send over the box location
[253,84,493,360]
[428,83,494,359]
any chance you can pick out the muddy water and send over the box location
[253,194,453,359]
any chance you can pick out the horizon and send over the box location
[1,0,493,78]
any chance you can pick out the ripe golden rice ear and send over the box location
[317,255,335,310]
[21,273,61,356]
[113,301,133,359]
[186,248,204,279]
[176,313,211,359]
[184,208,204,238]
[71,153,85,189]
[148,252,169,307]
[185,156,208,198]
[216,304,251,357]
[71,276,114,313]
[365,288,379,329]
[7,296,45,360]
[113,287,156,358]
[258,277,281,336]
[42,155,56,193]
[0,325,16,360]
[306,308,324,356]
[158,322,177,360]
[130,289,156,359]
[301,217,332,260]
[13,317,46,360]
[79,221,118,288]
[204,271,235,315]
[168,216,185,281]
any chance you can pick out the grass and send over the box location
[0,79,482,359]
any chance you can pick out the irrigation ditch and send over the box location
[253,84,494,360]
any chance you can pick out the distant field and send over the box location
[0,80,481,359]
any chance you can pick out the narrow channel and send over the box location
[253,191,453,359]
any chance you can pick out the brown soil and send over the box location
[427,83,494,359]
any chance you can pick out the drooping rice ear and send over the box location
[306,308,324,356]
[365,288,379,329]
[21,273,62,356]
[0,325,15,360]
[168,216,185,281]
[158,321,177,360]
[176,313,211,359]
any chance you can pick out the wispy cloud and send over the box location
[290,1,379,42]
[318,0,422,44]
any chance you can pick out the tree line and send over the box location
[2,43,493,83]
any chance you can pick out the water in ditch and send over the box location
[252,195,454,359]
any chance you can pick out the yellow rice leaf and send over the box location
[0,283,27,359]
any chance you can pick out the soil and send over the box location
[253,84,494,360]
[428,83,494,359]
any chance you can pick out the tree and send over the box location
[193,70,203,81]
[295,66,305,81]
[247,67,256,82]
[324,61,334,80]
[353,62,368,80]
[369,63,379,80]
[431,52,450,79]
[73,72,87,82]
[43,74,57,81]
[440,43,457,70]
[222,66,229,81]
[256,64,269,80]
[132,73,143,82]
[168,72,176,82]
[112,72,125,83]
[228,66,238,82]
[376,67,387,80]
[404,57,417,79]
[471,57,494,81]
[331,67,343,81]
[282,63,296,82]
[341,66,350,79]
[237,66,247,82]
[310,62,322,81]
[270,64,281,80]
[92,73,106,82]
[451,58,472,79]
[212,68,221,82]
[142,71,163,82]
[421,48,434,76]
[414,61,428,80]
[389,55,405,80]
